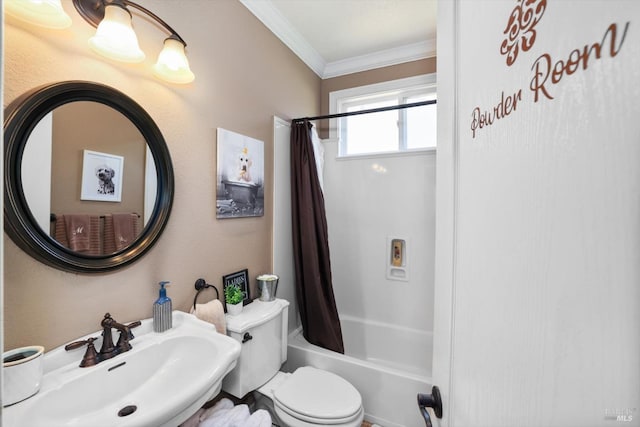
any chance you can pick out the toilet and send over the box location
[222,299,364,427]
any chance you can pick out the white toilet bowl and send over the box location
[258,367,364,427]
[222,299,364,427]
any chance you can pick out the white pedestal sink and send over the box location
[2,311,241,427]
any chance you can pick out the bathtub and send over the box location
[284,315,432,427]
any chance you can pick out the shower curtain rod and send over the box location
[291,99,436,123]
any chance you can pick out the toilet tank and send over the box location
[222,298,289,398]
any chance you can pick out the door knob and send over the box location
[417,385,442,427]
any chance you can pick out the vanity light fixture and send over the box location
[5,0,72,29]
[86,0,145,63]
[73,0,195,84]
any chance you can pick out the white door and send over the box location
[430,1,640,426]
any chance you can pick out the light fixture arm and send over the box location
[73,0,187,46]
[122,0,187,46]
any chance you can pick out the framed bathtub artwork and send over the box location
[80,150,124,202]
[222,269,251,307]
[216,128,265,218]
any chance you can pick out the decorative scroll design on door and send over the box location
[500,0,547,66]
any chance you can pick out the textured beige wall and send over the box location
[3,0,320,351]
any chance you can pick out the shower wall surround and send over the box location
[323,141,436,332]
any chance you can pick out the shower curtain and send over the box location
[290,120,344,354]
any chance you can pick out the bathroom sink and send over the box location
[3,311,241,427]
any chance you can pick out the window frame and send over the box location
[329,73,437,158]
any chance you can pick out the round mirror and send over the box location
[4,81,174,273]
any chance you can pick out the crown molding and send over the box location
[240,0,436,79]
[239,0,326,77]
[322,40,436,79]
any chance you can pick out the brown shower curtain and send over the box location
[290,120,344,354]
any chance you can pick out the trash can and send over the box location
[257,274,279,302]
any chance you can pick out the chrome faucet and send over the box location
[65,313,141,367]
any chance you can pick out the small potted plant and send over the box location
[225,284,245,316]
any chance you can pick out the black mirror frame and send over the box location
[4,81,174,273]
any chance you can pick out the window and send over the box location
[330,74,437,157]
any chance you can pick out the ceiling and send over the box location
[239,0,437,79]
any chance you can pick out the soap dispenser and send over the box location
[153,281,172,332]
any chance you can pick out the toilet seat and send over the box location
[273,366,363,425]
[274,404,364,427]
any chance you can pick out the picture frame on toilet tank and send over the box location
[216,128,264,219]
[222,269,251,307]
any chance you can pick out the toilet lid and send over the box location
[273,366,362,424]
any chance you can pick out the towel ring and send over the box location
[193,278,219,311]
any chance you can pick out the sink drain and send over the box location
[118,405,137,417]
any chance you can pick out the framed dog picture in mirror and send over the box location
[216,128,265,218]
[80,150,124,202]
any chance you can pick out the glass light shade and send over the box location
[152,38,195,84]
[88,4,145,63]
[5,0,72,29]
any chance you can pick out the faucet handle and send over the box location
[65,336,99,351]
[125,320,142,340]
[115,321,142,352]
[116,329,132,353]
[65,337,100,368]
